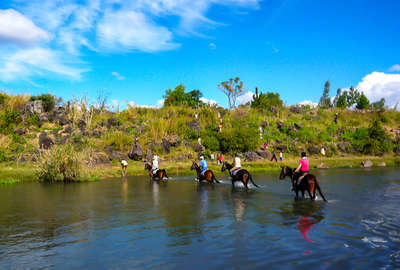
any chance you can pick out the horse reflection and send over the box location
[280,200,324,243]
[231,190,252,222]
[197,184,215,217]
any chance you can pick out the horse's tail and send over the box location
[249,174,260,188]
[315,178,327,202]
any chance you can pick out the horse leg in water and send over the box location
[295,189,299,200]
[163,170,169,180]
[249,175,259,188]
[243,173,249,189]
[212,173,220,183]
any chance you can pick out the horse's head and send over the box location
[144,163,151,171]
[190,161,198,171]
[279,166,292,180]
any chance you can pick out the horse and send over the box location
[279,166,327,202]
[144,163,169,181]
[221,161,260,189]
[190,162,220,184]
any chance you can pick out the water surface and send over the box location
[1,168,400,269]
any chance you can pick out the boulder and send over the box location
[362,160,373,168]
[128,143,143,161]
[378,162,386,167]
[307,145,320,155]
[39,113,49,123]
[256,150,272,160]
[61,125,73,134]
[146,148,153,162]
[23,100,43,115]
[244,151,262,161]
[15,128,26,136]
[162,138,170,154]
[188,121,201,132]
[77,119,86,130]
[168,134,181,147]
[182,139,192,148]
[104,146,128,161]
[88,152,110,166]
[39,132,54,149]
[289,106,301,113]
[337,142,351,153]
[194,143,204,153]
[107,118,119,128]
[315,163,329,169]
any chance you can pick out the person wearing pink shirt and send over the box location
[294,152,309,187]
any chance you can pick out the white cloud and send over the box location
[97,10,179,52]
[209,42,216,50]
[127,99,164,108]
[236,91,254,105]
[111,71,125,80]
[0,47,88,81]
[298,100,318,108]
[0,9,51,45]
[200,97,218,106]
[356,71,400,109]
[389,64,400,72]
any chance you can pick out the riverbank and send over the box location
[1,155,399,184]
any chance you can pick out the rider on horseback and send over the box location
[230,153,241,175]
[152,152,159,175]
[294,152,309,188]
[199,156,208,176]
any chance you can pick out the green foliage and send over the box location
[319,80,331,108]
[371,98,385,110]
[26,113,40,127]
[0,92,9,106]
[29,94,56,112]
[36,145,83,182]
[346,86,361,107]
[218,77,246,109]
[251,88,283,110]
[336,94,348,108]
[164,84,204,108]
[356,93,370,110]
[0,109,22,133]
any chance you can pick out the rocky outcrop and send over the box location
[162,138,170,154]
[244,151,262,161]
[315,163,329,169]
[194,143,204,153]
[128,142,143,161]
[256,150,272,160]
[362,160,373,168]
[337,142,351,152]
[146,148,153,162]
[168,134,181,147]
[104,146,128,161]
[307,145,319,155]
[188,121,201,132]
[23,100,43,115]
[39,132,54,149]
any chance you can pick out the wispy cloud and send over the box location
[111,71,125,80]
[389,64,400,72]
[209,42,216,50]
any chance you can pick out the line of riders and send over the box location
[121,151,327,202]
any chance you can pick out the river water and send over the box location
[1,168,400,269]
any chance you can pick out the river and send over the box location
[1,168,399,269]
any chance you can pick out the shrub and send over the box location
[36,145,83,182]
[30,94,56,112]
[0,109,22,133]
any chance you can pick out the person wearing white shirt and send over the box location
[230,154,241,174]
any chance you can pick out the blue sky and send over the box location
[0,0,399,108]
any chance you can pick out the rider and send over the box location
[294,152,309,187]
[230,153,241,175]
[152,152,159,175]
[199,155,208,175]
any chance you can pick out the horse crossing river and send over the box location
[1,167,399,269]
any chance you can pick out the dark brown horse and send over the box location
[279,166,327,202]
[190,162,220,183]
[221,162,259,189]
[145,163,169,181]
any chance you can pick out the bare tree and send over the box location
[218,77,246,109]
[96,89,110,113]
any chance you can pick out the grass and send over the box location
[0,155,398,183]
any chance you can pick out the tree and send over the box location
[319,80,331,108]
[356,93,370,110]
[336,93,348,108]
[371,98,385,110]
[218,77,246,109]
[30,94,57,112]
[164,84,204,108]
[251,87,283,110]
[346,86,361,107]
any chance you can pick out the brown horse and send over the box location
[145,163,169,181]
[279,166,327,202]
[221,161,259,189]
[190,162,220,183]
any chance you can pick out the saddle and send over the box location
[232,168,241,176]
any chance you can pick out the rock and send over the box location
[91,128,103,137]
[362,160,373,168]
[23,100,43,115]
[182,139,192,148]
[256,150,272,160]
[56,134,70,145]
[244,151,262,161]
[39,113,49,123]
[15,128,26,136]
[77,120,86,130]
[168,134,181,147]
[39,132,54,149]
[162,138,170,154]
[104,146,128,161]
[146,149,152,162]
[128,143,143,161]
[277,145,287,152]
[378,162,386,167]
[91,152,110,166]
[107,118,119,128]
[307,145,319,155]
[188,121,201,132]
[315,163,329,169]
[337,142,350,153]
[289,106,301,113]
[57,116,68,126]
[61,125,73,134]
[194,143,204,153]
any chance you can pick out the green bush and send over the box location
[0,109,22,133]
[30,94,56,112]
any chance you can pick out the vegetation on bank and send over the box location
[0,78,399,182]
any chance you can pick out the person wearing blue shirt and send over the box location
[199,156,207,175]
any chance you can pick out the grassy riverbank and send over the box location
[1,155,399,184]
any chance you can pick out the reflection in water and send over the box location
[121,178,128,204]
[232,190,251,222]
[151,181,160,207]
[197,184,212,218]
